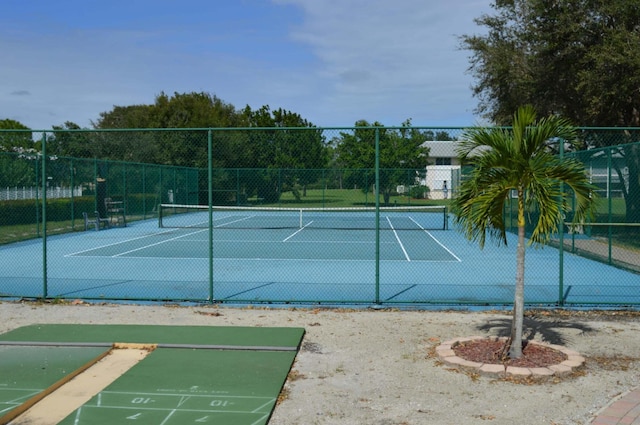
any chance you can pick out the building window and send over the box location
[435,157,452,165]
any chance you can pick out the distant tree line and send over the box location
[1,92,449,204]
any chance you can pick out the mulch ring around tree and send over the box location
[435,336,586,381]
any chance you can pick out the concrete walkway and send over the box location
[591,388,640,424]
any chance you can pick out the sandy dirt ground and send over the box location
[1,301,639,425]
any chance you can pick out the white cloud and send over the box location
[0,0,492,130]
[270,0,491,126]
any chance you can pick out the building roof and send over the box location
[421,141,458,158]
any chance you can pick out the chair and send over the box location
[83,211,109,231]
[104,197,126,227]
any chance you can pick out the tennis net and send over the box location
[158,204,449,231]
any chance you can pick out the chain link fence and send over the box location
[0,127,638,307]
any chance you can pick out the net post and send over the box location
[444,206,448,230]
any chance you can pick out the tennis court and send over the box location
[0,204,638,306]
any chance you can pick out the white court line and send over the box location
[250,413,271,425]
[74,404,268,414]
[409,217,462,262]
[99,390,273,400]
[214,215,256,227]
[252,399,277,413]
[170,238,389,244]
[112,229,207,257]
[386,217,411,261]
[67,214,251,257]
[159,408,176,425]
[282,221,314,242]
[65,228,182,257]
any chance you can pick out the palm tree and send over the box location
[452,105,597,359]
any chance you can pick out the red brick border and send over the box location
[435,336,585,378]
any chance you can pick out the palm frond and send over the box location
[453,105,597,249]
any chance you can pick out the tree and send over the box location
[461,0,640,221]
[240,105,328,202]
[0,119,33,151]
[461,0,640,126]
[452,105,597,358]
[94,92,244,166]
[335,120,429,204]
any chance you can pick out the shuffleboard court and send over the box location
[0,325,305,425]
[0,324,305,350]
[59,348,298,425]
[0,346,110,421]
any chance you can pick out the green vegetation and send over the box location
[452,105,597,358]
[462,0,640,223]
[272,188,445,208]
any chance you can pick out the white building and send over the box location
[421,141,461,200]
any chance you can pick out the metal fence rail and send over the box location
[0,127,638,307]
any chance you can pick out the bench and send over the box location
[83,211,110,231]
[105,197,126,227]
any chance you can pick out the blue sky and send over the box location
[0,0,492,130]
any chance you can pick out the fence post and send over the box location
[142,164,147,220]
[70,158,75,228]
[558,138,564,306]
[41,132,48,299]
[607,147,613,264]
[208,129,214,303]
[374,127,381,305]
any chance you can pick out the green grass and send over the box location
[0,221,79,245]
[0,215,150,245]
[261,188,448,208]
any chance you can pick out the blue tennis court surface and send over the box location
[0,209,638,306]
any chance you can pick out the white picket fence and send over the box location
[1,186,83,201]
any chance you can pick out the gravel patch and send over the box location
[1,301,638,425]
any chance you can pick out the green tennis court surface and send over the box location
[0,325,305,425]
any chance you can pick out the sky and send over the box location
[0,0,493,130]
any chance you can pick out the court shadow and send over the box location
[476,316,596,346]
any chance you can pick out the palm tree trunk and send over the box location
[510,192,526,358]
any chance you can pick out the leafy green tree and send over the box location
[461,0,640,221]
[94,92,243,166]
[335,120,429,204]
[47,122,94,157]
[452,106,597,358]
[0,120,38,189]
[0,119,33,151]
[240,105,327,202]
